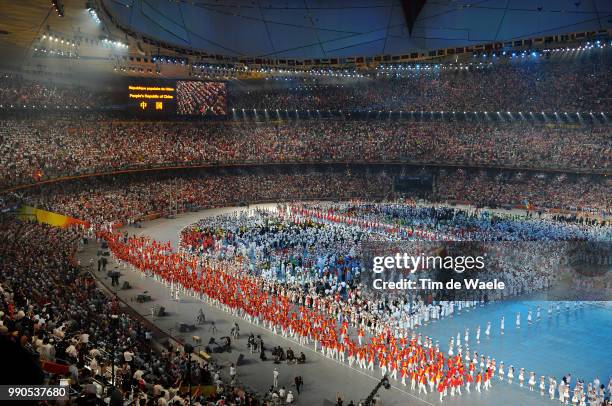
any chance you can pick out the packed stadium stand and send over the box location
[1,119,609,189]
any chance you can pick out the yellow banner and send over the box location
[17,205,89,228]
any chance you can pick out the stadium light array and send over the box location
[102,38,128,49]
[51,0,64,17]
[88,8,101,24]
[40,35,77,47]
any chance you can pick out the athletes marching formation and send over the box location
[100,227,500,403]
[98,202,610,404]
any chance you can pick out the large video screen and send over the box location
[176,81,227,116]
[126,80,226,116]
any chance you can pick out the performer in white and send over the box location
[527,310,532,324]
[507,366,514,384]
[549,377,557,400]
[528,371,536,391]
[558,380,565,402]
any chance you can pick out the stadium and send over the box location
[0,0,610,405]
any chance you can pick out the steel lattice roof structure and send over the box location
[101,0,611,58]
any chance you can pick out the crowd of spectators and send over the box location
[229,55,611,112]
[436,169,610,212]
[1,53,610,113]
[0,73,106,108]
[1,119,608,188]
[0,216,263,404]
[19,168,394,226]
[14,166,609,230]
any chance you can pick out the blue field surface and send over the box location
[418,300,612,385]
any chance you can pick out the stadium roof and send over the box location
[0,0,609,79]
[101,0,611,59]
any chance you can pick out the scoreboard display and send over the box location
[127,80,227,116]
[128,84,175,113]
